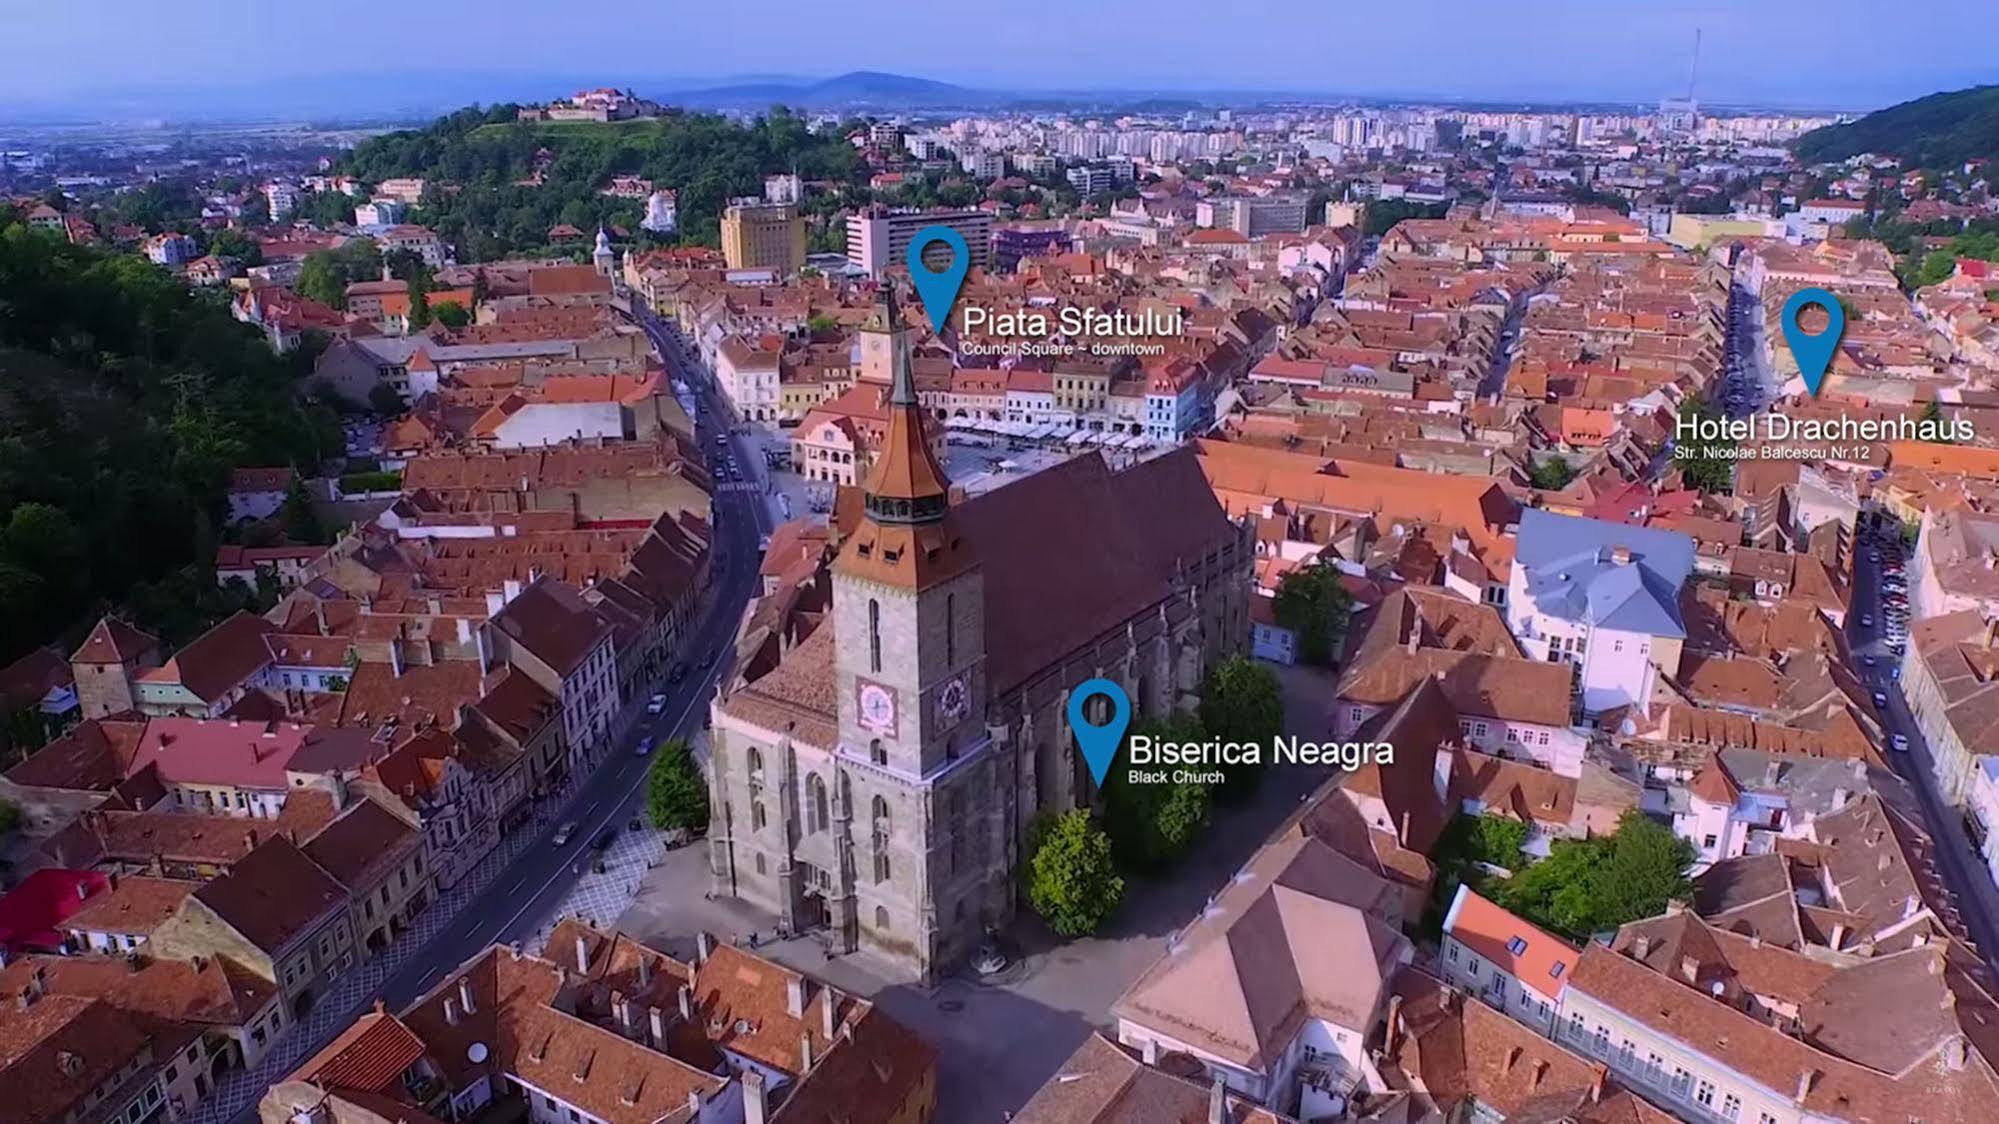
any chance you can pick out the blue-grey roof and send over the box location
[1516,508,1696,638]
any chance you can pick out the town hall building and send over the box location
[706,287,1253,982]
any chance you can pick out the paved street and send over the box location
[194,301,769,1124]
[616,662,1348,1122]
[1849,532,1999,964]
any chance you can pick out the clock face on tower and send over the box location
[938,675,970,722]
[856,678,898,736]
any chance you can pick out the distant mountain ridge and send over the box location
[1792,84,1999,168]
[671,70,988,109]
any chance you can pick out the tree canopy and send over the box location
[645,739,710,833]
[337,105,860,257]
[1026,810,1125,938]
[0,220,339,660]
[1099,713,1211,872]
[1199,655,1283,803]
[1675,394,1734,495]
[1491,812,1695,940]
[1272,561,1355,666]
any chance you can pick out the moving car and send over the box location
[1891,734,1910,753]
[552,821,578,846]
[1872,692,1889,709]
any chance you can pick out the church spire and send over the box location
[860,283,950,526]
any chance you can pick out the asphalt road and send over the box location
[371,306,771,1008]
[1848,530,1999,965]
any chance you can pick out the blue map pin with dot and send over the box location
[1068,678,1131,788]
[906,225,970,335]
[1781,287,1845,397]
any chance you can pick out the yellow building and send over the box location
[721,201,805,272]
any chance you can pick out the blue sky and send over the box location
[4,0,1994,115]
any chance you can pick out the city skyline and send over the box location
[4,0,1996,121]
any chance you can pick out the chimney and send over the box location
[576,935,591,975]
[638,955,651,992]
[611,990,628,1033]
[1610,546,1632,565]
[649,1005,665,1047]
[1141,1037,1160,1064]
[743,1070,768,1124]
[1589,1063,1607,1103]
[799,1033,813,1071]
[15,987,31,1012]
[1384,992,1405,1056]
[695,931,715,964]
[1829,923,1848,949]
[786,976,806,1018]
[1207,1076,1227,1124]
[1433,745,1454,804]
[1680,957,1700,984]
[445,997,460,1026]
[459,977,476,1015]
[1796,1068,1819,1103]
[1398,810,1411,846]
[1633,936,1652,960]
[822,988,838,1040]
[677,983,693,1020]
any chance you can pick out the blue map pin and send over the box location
[1781,287,1846,397]
[906,225,970,335]
[1068,678,1131,788]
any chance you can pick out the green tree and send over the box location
[205,227,263,266]
[1529,458,1578,490]
[280,477,324,545]
[645,739,711,833]
[1272,561,1355,667]
[408,287,432,331]
[295,251,348,308]
[1027,810,1124,937]
[1675,395,1734,495]
[430,299,470,329]
[1493,812,1694,940]
[1199,655,1282,804]
[369,382,407,415]
[1099,713,1211,871]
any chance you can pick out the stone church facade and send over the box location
[706,290,1253,982]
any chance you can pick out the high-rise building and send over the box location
[844,207,992,278]
[721,200,805,273]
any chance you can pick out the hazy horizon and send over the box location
[5,0,1996,122]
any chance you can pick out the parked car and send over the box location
[1860,613,1873,627]
[1891,734,1910,753]
[1873,692,1889,709]
[647,693,668,715]
[553,821,578,846]
[669,664,688,684]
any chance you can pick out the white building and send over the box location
[1439,884,1576,1035]
[643,189,679,234]
[844,207,992,278]
[1506,509,1694,716]
[1113,835,1411,1119]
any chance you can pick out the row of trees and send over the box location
[0,208,341,660]
[1026,655,1285,937]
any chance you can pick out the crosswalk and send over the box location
[715,480,762,493]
